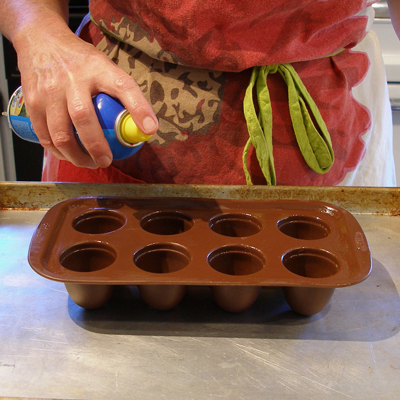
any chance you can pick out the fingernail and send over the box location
[142,116,158,133]
[95,155,112,168]
[87,160,99,169]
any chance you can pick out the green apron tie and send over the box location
[243,64,334,185]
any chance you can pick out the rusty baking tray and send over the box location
[27,196,371,315]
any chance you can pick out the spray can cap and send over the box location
[118,112,151,145]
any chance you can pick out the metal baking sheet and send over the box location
[1,183,399,399]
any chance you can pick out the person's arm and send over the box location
[0,1,158,169]
[388,0,400,40]
[0,0,69,41]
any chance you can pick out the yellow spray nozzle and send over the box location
[118,112,152,144]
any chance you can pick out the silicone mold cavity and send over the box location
[209,213,262,237]
[282,248,339,279]
[73,209,126,234]
[278,215,330,240]
[60,242,117,273]
[134,243,191,274]
[140,211,193,235]
[207,245,265,276]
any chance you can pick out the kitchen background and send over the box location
[1,1,400,183]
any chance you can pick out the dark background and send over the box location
[2,0,89,181]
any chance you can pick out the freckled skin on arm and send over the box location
[0,0,158,169]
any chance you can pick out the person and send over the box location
[0,0,399,186]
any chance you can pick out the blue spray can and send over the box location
[3,86,151,160]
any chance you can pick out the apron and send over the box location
[42,0,396,186]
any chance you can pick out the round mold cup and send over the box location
[64,283,114,310]
[209,213,262,237]
[281,248,339,316]
[140,211,193,235]
[277,215,331,240]
[208,245,265,312]
[59,242,117,309]
[133,243,191,310]
[72,209,126,234]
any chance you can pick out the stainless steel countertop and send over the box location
[1,183,399,399]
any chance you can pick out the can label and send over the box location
[5,87,145,160]
[7,86,38,142]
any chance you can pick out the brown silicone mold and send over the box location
[28,197,371,315]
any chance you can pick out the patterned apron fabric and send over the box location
[44,0,390,186]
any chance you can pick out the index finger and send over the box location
[99,74,159,136]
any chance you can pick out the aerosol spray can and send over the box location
[3,86,151,160]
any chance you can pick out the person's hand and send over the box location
[13,15,158,169]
